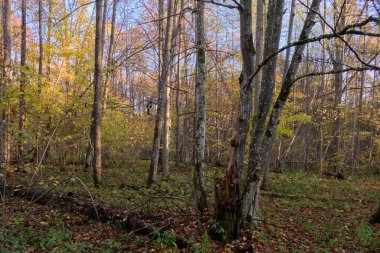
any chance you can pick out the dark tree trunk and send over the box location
[91,0,104,187]
[19,0,27,166]
[1,0,12,187]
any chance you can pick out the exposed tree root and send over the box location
[2,184,189,248]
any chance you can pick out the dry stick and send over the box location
[73,175,101,222]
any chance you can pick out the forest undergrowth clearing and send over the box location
[1,161,379,252]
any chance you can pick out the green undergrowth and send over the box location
[3,162,380,252]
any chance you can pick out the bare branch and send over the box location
[248,16,380,83]
[196,0,239,9]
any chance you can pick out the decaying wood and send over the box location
[2,184,189,248]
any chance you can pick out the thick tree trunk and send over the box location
[245,0,321,226]
[246,0,285,222]
[213,0,255,238]
[148,0,174,186]
[19,0,27,166]
[215,0,321,239]
[193,0,208,212]
[91,0,104,187]
[1,0,12,187]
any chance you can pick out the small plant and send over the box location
[355,222,373,246]
[209,219,227,242]
[153,231,177,248]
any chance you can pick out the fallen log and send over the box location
[2,184,189,249]
[262,191,377,204]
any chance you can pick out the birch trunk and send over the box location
[193,0,207,212]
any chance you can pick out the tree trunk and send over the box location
[175,0,184,166]
[19,0,27,166]
[215,0,321,239]
[46,0,52,79]
[245,0,321,226]
[38,0,43,95]
[282,0,295,78]
[103,0,117,109]
[162,0,180,177]
[1,0,11,187]
[193,0,208,212]
[253,0,264,117]
[327,1,345,170]
[214,0,256,238]
[148,0,174,186]
[246,0,285,223]
[319,0,326,176]
[91,0,104,187]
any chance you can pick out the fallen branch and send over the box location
[2,184,189,249]
[262,191,377,204]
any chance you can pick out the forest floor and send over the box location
[1,160,380,252]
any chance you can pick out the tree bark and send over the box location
[1,0,12,186]
[246,0,285,223]
[193,0,208,212]
[245,0,321,226]
[215,0,321,239]
[162,0,180,177]
[327,1,345,169]
[253,0,264,117]
[91,0,104,187]
[214,0,255,238]
[38,0,43,95]
[282,0,296,78]
[103,0,117,109]
[148,0,174,186]
[19,0,27,166]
